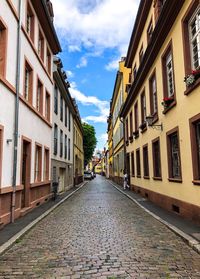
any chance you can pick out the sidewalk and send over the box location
[0,181,87,251]
[108,179,200,254]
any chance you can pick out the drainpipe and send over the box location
[11,0,22,223]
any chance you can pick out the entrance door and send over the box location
[59,168,65,192]
[126,153,130,176]
[21,139,31,208]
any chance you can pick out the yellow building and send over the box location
[109,58,131,185]
[120,0,200,224]
[73,102,84,185]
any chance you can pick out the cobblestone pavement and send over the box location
[0,176,200,279]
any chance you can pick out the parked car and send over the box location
[84,170,93,180]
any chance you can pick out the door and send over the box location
[59,168,65,192]
[21,139,31,208]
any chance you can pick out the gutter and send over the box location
[11,0,22,223]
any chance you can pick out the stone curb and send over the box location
[0,181,88,255]
[108,180,200,255]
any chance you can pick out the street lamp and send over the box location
[145,115,163,131]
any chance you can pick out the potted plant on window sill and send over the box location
[184,68,200,87]
[161,96,174,108]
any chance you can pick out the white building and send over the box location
[52,57,74,192]
[0,0,61,226]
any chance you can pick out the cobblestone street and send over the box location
[0,176,200,279]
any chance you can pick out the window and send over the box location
[189,6,200,69]
[68,138,71,161]
[182,2,200,78]
[125,118,129,143]
[38,29,44,61]
[167,128,182,180]
[189,113,200,183]
[68,110,71,131]
[54,86,58,114]
[54,124,58,155]
[65,135,67,159]
[46,47,51,74]
[65,104,68,127]
[36,78,43,114]
[143,145,149,178]
[136,149,141,177]
[45,91,50,121]
[162,43,176,100]
[131,152,135,177]
[147,19,153,43]
[129,111,133,138]
[133,64,137,81]
[26,3,34,42]
[60,130,63,157]
[24,60,33,104]
[152,138,162,179]
[134,102,139,134]
[60,95,63,122]
[35,144,42,182]
[140,91,147,125]
[44,148,49,180]
[139,45,144,64]
[0,125,3,185]
[149,72,158,117]
[0,18,7,77]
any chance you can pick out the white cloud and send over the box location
[76,57,88,68]
[52,0,139,58]
[105,58,119,71]
[69,82,109,123]
[66,70,74,78]
[100,133,108,141]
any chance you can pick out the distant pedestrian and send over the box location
[123,171,130,190]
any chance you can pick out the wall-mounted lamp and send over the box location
[6,139,13,144]
[145,115,163,131]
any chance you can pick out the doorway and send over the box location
[21,138,31,208]
[59,168,65,193]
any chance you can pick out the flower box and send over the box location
[161,97,174,108]
[184,68,200,87]
[133,130,139,139]
[139,122,147,131]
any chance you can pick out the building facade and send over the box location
[52,57,74,193]
[110,58,131,185]
[73,101,84,185]
[120,0,200,224]
[0,0,61,226]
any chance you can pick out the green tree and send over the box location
[82,122,97,167]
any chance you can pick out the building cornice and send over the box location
[125,0,152,68]
[121,0,185,117]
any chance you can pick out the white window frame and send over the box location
[189,6,200,69]
[166,52,175,97]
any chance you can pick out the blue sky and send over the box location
[51,0,139,150]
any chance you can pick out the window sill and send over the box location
[168,178,182,183]
[152,114,158,124]
[162,100,176,114]
[153,176,162,181]
[137,175,141,178]
[192,180,200,186]
[126,140,129,146]
[129,136,133,143]
[184,78,200,96]
[143,176,150,179]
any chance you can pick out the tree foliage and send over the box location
[82,122,97,167]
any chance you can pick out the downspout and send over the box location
[120,73,127,174]
[11,0,22,223]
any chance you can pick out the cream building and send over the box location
[0,0,61,226]
[120,0,200,224]
[52,57,74,193]
[109,58,131,185]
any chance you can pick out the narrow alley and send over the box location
[0,176,200,279]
